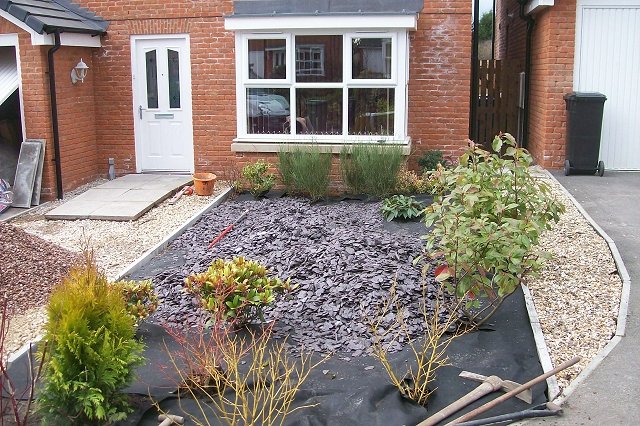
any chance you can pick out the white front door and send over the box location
[132,36,194,172]
[575,0,640,170]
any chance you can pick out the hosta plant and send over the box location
[422,134,564,326]
[381,195,426,221]
[111,279,159,323]
[37,253,144,425]
[241,159,276,197]
[184,257,294,324]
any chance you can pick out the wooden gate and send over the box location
[471,59,522,146]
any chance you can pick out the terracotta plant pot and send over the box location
[192,172,216,196]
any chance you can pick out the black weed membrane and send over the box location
[6,197,547,425]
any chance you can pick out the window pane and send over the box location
[145,50,158,108]
[348,88,394,135]
[295,35,342,83]
[296,88,342,135]
[248,39,286,79]
[352,38,392,79]
[246,88,290,134]
[168,49,181,108]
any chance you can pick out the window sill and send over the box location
[231,137,412,155]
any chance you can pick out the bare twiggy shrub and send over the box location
[369,281,463,406]
[0,299,46,426]
[162,319,324,426]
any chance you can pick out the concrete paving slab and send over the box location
[88,201,152,221]
[44,200,98,220]
[44,174,193,221]
[71,188,129,202]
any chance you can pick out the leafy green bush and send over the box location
[111,279,159,323]
[381,195,426,221]
[423,134,564,325]
[418,150,446,173]
[340,144,404,197]
[278,145,332,201]
[241,159,276,197]
[394,168,432,194]
[38,255,144,425]
[184,257,294,324]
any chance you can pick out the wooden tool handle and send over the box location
[446,356,581,425]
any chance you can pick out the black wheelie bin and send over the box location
[563,92,607,176]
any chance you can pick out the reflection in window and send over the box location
[348,88,394,135]
[248,39,286,79]
[295,35,342,83]
[352,38,393,79]
[168,49,181,109]
[246,88,290,134]
[296,88,342,135]
[145,50,158,109]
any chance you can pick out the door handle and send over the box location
[138,105,146,119]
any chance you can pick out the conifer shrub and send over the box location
[37,254,144,425]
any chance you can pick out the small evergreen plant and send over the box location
[37,254,144,425]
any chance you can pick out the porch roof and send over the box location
[232,0,424,17]
[0,0,107,35]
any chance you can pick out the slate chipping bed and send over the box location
[135,197,441,356]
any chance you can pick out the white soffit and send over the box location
[0,47,18,106]
[225,14,418,31]
[0,9,101,47]
[526,0,555,15]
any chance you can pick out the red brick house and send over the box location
[0,0,472,201]
[495,0,640,171]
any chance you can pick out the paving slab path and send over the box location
[530,171,640,425]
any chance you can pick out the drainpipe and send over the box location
[469,0,480,139]
[47,30,63,199]
[518,0,535,149]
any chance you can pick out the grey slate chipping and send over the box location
[0,0,107,35]
[233,0,424,16]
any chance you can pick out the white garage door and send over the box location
[575,0,640,170]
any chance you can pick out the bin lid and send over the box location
[564,92,607,101]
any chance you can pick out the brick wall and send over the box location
[408,0,472,168]
[494,0,527,60]
[527,1,576,168]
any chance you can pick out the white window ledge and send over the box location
[225,15,417,31]
[231,138,412,155]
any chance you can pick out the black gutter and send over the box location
[469,0,480,139]
[518,0,535,149]
[47,30,63,199]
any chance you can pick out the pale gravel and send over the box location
[3,175,624,397]
[3,181,225,357]
[524,175,622,393]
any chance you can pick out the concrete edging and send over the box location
[529,170,632,404]
[114,187,233,281]
[7,187,232,363]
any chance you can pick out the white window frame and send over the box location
[233,27,410,146]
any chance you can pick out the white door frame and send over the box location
[130,34,194,173]
[0,34,26,142]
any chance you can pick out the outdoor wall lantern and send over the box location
[70,58,89,84]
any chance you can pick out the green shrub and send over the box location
[381,195,425,221]
[423,134,564,326]
[394,168,432,194]
[418,150,446,173]
[184,257,294,324]
[111,279,159,323]
[241,159,276,197]
[278,145,332,201]
[38,255,144,425]
[340,144,404,197]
